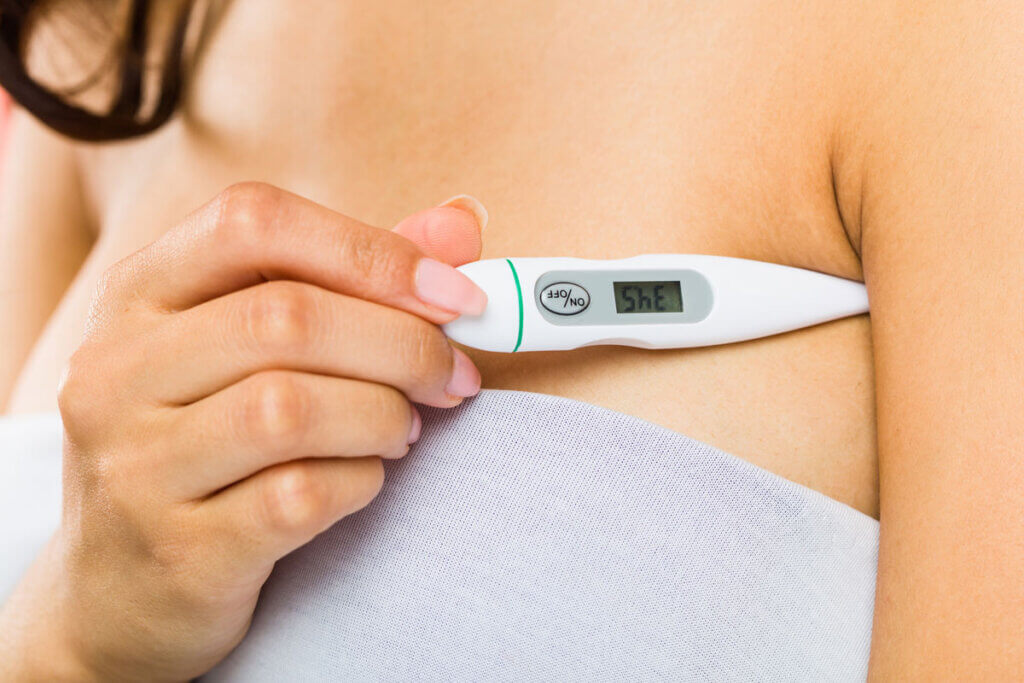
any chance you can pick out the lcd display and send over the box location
[613,281,683,313]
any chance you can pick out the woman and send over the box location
[0,0,1021,679]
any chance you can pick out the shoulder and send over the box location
[831,0,1024,252]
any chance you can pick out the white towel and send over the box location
[205,389,879,682]
[0,411,63,600]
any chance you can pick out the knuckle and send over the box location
[242,371,309,448]
[56,346,104,437]
[261,463,328,533]
[214,181,281,245]
[401,320,454,388]
[56,350,88,425]
[246,282,317,354]
[341,228,403,293]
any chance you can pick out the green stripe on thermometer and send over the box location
[505,258,524,352]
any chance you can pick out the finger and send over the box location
[194,456,385,572]
[113,182,486,323]
[160,371,418,498]
[391,194,487,265]
[139,280,478,406]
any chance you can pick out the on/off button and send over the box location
[539,282,591,315]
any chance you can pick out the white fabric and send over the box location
[207,389,879,681]
[0,411,63,599]
[0,390,879,681]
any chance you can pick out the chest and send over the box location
[83,0,854,270]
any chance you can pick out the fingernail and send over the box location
[414,257,488,315]
[445,346,481,398]
[407,404,422,444]
[438,194,488,231]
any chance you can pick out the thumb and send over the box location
[392,194,487,266]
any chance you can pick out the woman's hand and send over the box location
[0,182,488,681]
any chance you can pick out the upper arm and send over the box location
[844,2,1024,677]
[0,107,93,411]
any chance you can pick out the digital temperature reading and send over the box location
[613,281,683,313]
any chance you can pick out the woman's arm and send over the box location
[0,106,93,410]
[846,2,1024,677]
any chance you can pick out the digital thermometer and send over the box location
[440,254,868,352]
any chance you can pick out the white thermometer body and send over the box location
[440,254,868,352]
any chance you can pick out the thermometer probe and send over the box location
[440,254,868,352]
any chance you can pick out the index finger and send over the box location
[124,182,487,324]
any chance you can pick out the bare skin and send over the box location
[0,0,1021,679]
[4,0,877,516]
